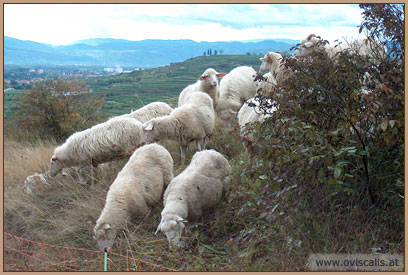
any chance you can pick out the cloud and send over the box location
[4,4,365,45]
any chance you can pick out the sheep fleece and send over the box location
[96,143,174,229]
[119,101,173,123]
[53,117,144,168]
[162,149,232,221]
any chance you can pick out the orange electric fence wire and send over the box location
[4,232,175,271]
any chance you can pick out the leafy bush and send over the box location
[12,79,105,141]
[245,3,404,251]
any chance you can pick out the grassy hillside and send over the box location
[4,55,262,120]
[88,55,262,117]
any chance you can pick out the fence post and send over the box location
[104,248,108,271]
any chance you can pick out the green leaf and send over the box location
[328,178,338,185]
[334,167,342,179]
[381,120,388,131]
[329,129,340,136]
[389,120,395,128]
[259,174,268,180]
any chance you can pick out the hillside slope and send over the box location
[88,54,263,117]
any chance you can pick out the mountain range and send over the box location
[4,36,298,68]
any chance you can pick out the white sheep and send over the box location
[49,116,145,177]
[143,92,215,166]
[178,68,226,108]
[293,34,346,59]
[155,149,232,247]
[258,52,294,87]
[255,72,278,98]
[118,101,173,123]
[216,66,258,128]
[94,143,174,250]
[237,97,277,156]
[294,34,385,61]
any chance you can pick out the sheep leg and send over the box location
[179,146,186,166]
[91,165,98,186]
[76,166,88,185]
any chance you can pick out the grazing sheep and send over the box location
[178,68,226,108]
[216,66,257,128]
[118,101,173,123]
[237,97,277,156]
[258,52,294,86]
[155,149,232,247]
[143,92,215,166]
[49,116,145,177]
[94,143,174,250]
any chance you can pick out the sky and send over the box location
[4,4,366,45]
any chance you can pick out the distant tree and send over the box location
[246,52,251,56]
[214,50,218,55]
[203,51,207,56]
[209,49,212,56]
[14,79,104,141]
[219,49,224,55]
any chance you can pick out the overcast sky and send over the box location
[4,4,366,45]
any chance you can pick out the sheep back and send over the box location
[218,66,257,106]
[144,92,215,147]
[102,143,173,217]
[163,149,231,221]
[53,117,144,168]
[94,143,173,249]
[119,102,173,123]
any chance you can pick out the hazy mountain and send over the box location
[4,36,296,67]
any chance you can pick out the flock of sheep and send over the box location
[22,34,383,250]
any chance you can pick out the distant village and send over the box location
[4,65,144,91]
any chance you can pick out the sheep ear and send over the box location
[143,121,154,131]
[306,33,316,40]
[176,216,184,223]
[104,223,111,230]
[216,73,226,78]
[304,41,314,48]
[199,75,207,81]
[51,157,58,161]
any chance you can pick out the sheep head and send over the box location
[259,52,283,73]
[199,68,226,88]
[142,121,156,143]
[49,155,63,177]
[155,214,187,248]
[294,34,324,57]
[93,223,117,251]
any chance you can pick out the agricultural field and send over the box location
[87,55,262,116]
